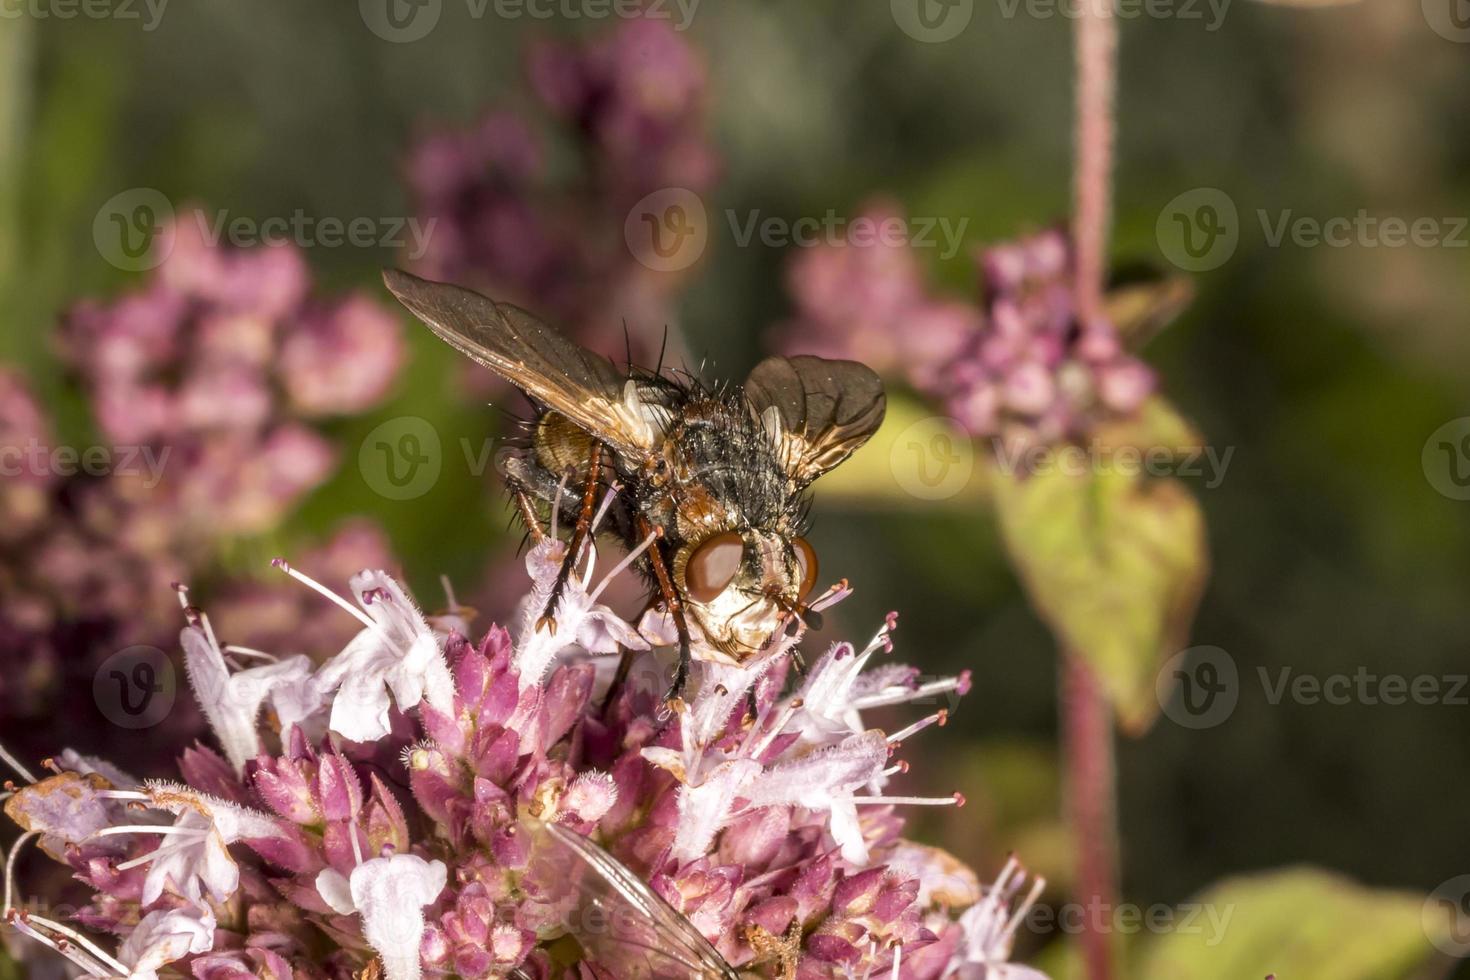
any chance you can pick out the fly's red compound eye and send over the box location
[685,531,744,603]
[792,536,819,599]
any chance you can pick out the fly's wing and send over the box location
[382,269,668,461]
[744,355,886,488]
[526,821,741,980]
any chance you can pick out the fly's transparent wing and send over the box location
[526,821,741,980]
[382,269,668,462]
[744,355,886,488]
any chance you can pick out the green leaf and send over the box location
[990,397,1209,732]
[1138,867,1453,980]
[813,392,990,509]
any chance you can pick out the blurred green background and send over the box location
[2,0,1469,975]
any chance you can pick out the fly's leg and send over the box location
[636,515,692,708]
[535,442,603,634]
[505,475,545,543]
[599,645,637,717]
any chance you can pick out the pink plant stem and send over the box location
[1063,657,1119,980]
[1068,4,1121,980]
[1073,0,1117,323]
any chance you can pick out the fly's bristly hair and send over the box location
[656,378,811,537]
[499,357,811,546]
[381,268,885,666]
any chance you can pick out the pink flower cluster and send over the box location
[405,17,718,365]
[2,532,1046,979]
[60,214,403,532]
[0,215,404,718]
[782,204,1155,455]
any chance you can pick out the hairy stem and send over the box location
[1063,657,1119,980]
[1068,4,1122,979]
[1072,0,1117,323]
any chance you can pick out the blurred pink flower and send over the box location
[404,17,718,368]
[780,208,1156,456]
[0,213,406,723]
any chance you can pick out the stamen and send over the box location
[90,825,206,839]
[853,792,964,807]
[850,674,967,712]
[591,486,618,536]
[273,559,377,630]
[886,709,948,746]
[3,830,39,914]
[22,912,131,977]
[115,838,199,871]
[199,610,224,659]
[223,645,280,663]
[6,914,105,975]
[0,743,37,784]
[808,578,852,613]
[588,531,658,602]
[1000,873,1047,948]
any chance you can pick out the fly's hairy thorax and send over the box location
[651,395,799,547]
